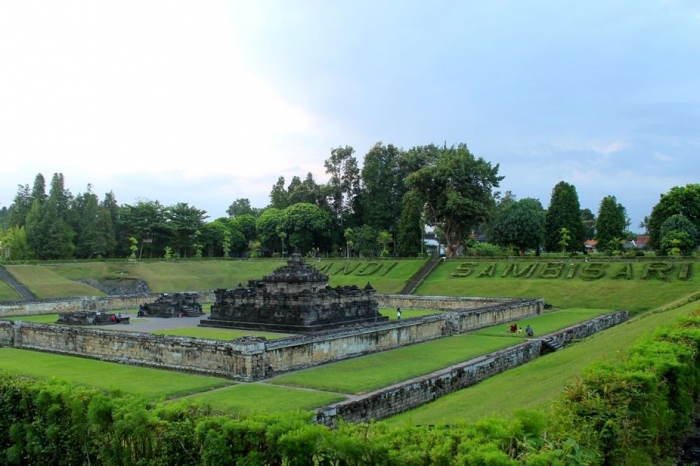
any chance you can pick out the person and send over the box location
[116,313,122,323]
[137,304,144,317]
[397,307,402,320]
[517,326,523,334]
[509,324,517,333]
[526,325,534,337]
[109,314,117,323]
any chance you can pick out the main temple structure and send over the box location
[200,253,386,333]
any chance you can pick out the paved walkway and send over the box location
[94,313,207,333]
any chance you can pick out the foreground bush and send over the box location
[2,308,700,464]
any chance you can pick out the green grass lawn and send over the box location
[0,348,233,398]
[5,265,106,298]
[181,383,346,415]
[271,308,614,394]
[153,327,291,340]
[418,260,698,314]
[0,314,60,323]
[36,258,426,295]
[385,302,700,427]
[379,308,442,320]
[0,279,20,301]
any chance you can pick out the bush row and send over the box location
[2,307,700,465]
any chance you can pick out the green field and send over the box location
[1,258,699,421]
[183,383,346,414]
[0,348,233,398]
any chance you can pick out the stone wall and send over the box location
[0,298,542,381]
[315,310,628,426]
[0,292,216,318]
[377,294,514,311]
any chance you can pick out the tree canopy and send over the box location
[406,144,503,258]
[647,183,700,251]
[544,181,586,253]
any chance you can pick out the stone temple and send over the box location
[200,253,386,333]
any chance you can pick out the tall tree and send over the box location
[117,200,169,258]
[166,203,209,258]
[544,181,586,253]
[397,190,424,257]
[226,198,257,218]
[580,208,597,240]
[101,191,120,257]
[277,203,331,254]
[659,214,698,255]
[491,198,545,254]
[25,173,75,259]
[269,176,289,210]
[255,208,284,254]
[647,184,700,251]
[595,196,627,253]
[72,185,115,258]
[359,142,405,238]
[324,146,361,223]
[406,143,503,258]
[7,184,31,228]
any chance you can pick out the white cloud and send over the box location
[0,1,331,214]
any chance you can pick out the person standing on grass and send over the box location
[397,308,402,320]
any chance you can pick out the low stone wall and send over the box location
[0,298,542,381]
[316,310,628,426]
[0,292,216,318]
[377,294,514,311]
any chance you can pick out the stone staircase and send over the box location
[399,257,442,295]
[0,264,37,300]
[540,336,565,355]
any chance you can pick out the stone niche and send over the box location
[201,253,387,333]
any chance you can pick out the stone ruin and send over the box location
[142,292,203,318]
[200,253,387,333]
[57,311,129,325]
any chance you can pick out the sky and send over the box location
[1,1,699,232]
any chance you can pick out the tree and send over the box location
[544,181,586,253]
[255,208,283,254]
[72,185,115,258]
[348,225,379,257]
[397,190,424,257]
[406,143,503,258]
[25,174,75,259]
[232,214,257,243]
[491,198,545,254]
[359,142,405,238]
[659,214,698,255]
[324,146,361,251]
[647,184,700,251]
[580,208,597,240]
[7,184,32,228]
[269,176,289,210]
[166,203,209,258]
[377,230,393,257]
[595,196,627,253]
[117,200,169,258]
[277,203,331,254]
[226,198,257,218]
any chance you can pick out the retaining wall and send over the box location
[316,311,628,426]
[0,292,216,318]
[0,298,542,381]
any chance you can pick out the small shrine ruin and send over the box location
[200,253,386,333]
[142,292,203,318]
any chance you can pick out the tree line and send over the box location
[0,143,698,260]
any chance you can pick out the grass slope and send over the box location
[0,280,20,301]
[418,260,697,314]
[5,265,105,298]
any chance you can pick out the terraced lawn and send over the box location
[0,348,233,398]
